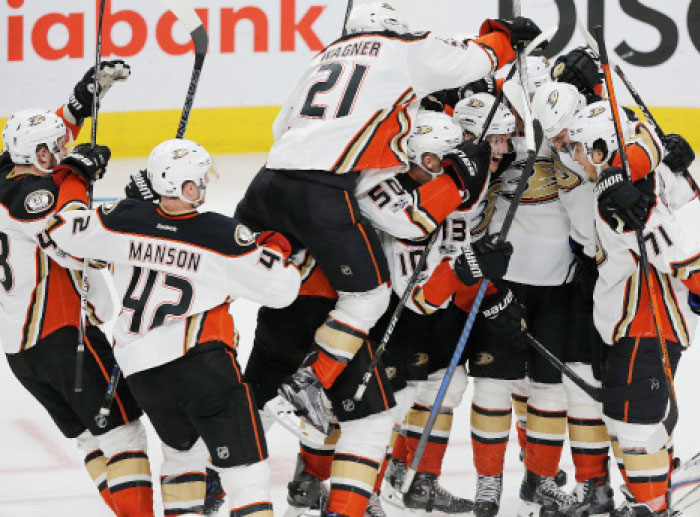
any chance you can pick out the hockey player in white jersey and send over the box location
[45,139,302,517]
[234,1,543,447]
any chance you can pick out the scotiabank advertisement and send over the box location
[1,0,699,116]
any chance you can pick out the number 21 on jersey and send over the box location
[300,63,369,120]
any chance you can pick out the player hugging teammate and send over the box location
[3,2,700,517]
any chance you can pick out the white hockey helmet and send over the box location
[147,139,218,207]
[406,111,462,177]
[524,56,551,93]
[2,109,68,172]
[531,82,586,139]
[346,2,409,35]
[453,93,517,139]
[567,100,631,163]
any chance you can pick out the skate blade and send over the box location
[380,483,406,509]
[264,396,329,443]
[284,504,316,517]
[517,500,542,517]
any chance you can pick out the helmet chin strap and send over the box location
[177,179,206,208]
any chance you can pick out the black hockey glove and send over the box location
[454,233,513,286]
[421,89,460,112]
[481,287,528,349]
[125,169,159,202]
[595,167,653,232]
[662,134,695,173]
[551,46,602,96]
[458,77,497,99]
[571,252,598,303]
[442,138,491,206]
[688,292,700,316]
[480,17,543,50]
[56,143,111,183]
[67,60,131,124]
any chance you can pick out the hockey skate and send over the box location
[365,493,387,517]
[403,472,474,514]
[203,467,226,516]
[278,366,333,436]
[473,474,502,517]
[519,448,567,487]
[518,469,578,516]
[671,452,700,513]
[563,473,615,516]
[381,458,407,509]
[285,456,329,517]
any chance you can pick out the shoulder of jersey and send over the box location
[0,169,58,220]
[97,200,259,257]
[328,30,430,48]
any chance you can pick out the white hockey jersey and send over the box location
[594,165,700,347]
[489,138,574,285]
[0,168,112,354]
[46,198,301,376]
[268,31,511,174]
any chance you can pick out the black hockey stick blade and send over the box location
[176,24,208,139]
[342,0,354,36]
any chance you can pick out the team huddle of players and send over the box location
[1,2,698,517]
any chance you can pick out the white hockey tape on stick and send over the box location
[161,0,202,33]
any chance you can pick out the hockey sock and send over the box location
[373,425,400,493]
[471,402,512,477]
[392,429,408,463]
[299,423,341,481]
[568,415,610,482]
[611,436,630,487]
[84,449,117,513]
[622,447,670,511]
[219,461,273,517]
[160,471,206,516]
[312,319,368,389]
[524,383,567,478]
[328,453,380,517]
[512,393,529,454]
[106,450,154,517]
[403,404,452,476]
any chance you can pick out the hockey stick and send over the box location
[403,120,546,495]
[594,26,678,436]
[575,19,700,199]
[161,0,208,138]
[75,0,106,393]
[342,0,354,37]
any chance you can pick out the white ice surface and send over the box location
[1,155,700,516]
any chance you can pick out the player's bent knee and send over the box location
[415,367,468,408]
[528,381,567,411]
[98,420,148,459]
[605,418,667,455]
[337,409,394,463]
[161,438,208,476]
[332,284,391,332]
[217,460,271,510]
[472,377,515,410]
[391,384,418,424]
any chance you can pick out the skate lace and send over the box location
[365,493,386,517]
[431,478,465,502]
[476,474,502,503]
[540,476,577,505]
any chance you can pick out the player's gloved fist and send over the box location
[421,88,460,113]
[662,134,695,173]
[481,287,528,349]
[67,60,131,124]
[257,230,292,260]
[125,169,159,202]
[56,143,111,184]
[454,234,513,286]
[688,292,700,316]
[458,77,497,99]
[551,46,602,95]
[480,17,543,50]
[595,167,653,232]
[442,138,491,203]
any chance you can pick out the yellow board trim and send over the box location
[2,105,699,159]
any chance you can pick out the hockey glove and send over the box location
[571,252,598,303]
[550,46,602,96]
[458,76,498,100]
[442,138,491,206]
[67,60,131,124]
[688,292,700,316]
[257,230,292,259]
[595,167,653,232]
[481,287,528,349]
[55,143,111,185]
[662,134,695,173]
[480,17,543,50]
[454,234,513,286]
[125,169,159,202]
[421,88,460,112]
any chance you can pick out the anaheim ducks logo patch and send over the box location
[474,352,495,366]
[588,106,606,118]
[547,90,559,108]
[234,224,255,246]
[551,62,565,80]
[467,97,486,108]
[415,125,433,135]
[24,189,54,213]
[100,200,119,214]
[28,114,46,126]
[412,352,429,367]
[172,148,189,159]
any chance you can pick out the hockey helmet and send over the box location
[345,2,409,35]
[453,93,517,139]
[2,109,68,172]
[567,100,630,164]
[406,110,462,177]
[531,82,586,139]
[147,139,218,207]
[524,56,551,93]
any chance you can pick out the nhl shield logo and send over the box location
[342,399,355,412]
[216,446,230,460]
[94,414,108,429]
[340,265,353,276]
